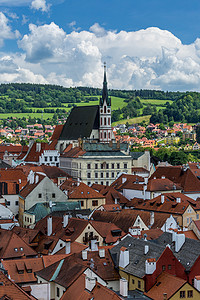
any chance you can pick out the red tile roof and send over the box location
[147,178,182,192]
[61,147,86,158]
[68,182,105,199]
[50,125,64,141]
[144,272,187,300]
[0,271,35,300]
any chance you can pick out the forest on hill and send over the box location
[0,83,200,126]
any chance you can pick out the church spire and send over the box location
[100,62,111,107]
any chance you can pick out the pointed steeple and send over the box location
[100,62,111,107]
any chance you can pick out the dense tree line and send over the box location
[150,93,200,124]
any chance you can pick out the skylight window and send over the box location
[14,248,18,252]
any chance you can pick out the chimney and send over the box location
[143,185,147,200]
[163,293,167,300]
[36,143,41,152]
[99,248,105,258]
[150,212,154,227]
[161,195,165,204]
[115,198,118,204]
[194,276,200,292]
[119,247,129,269]
[47,216,52,236]
[145,258,156,274]
[144,245,149,255]
[120,278,128,298]
[91,239,98,251]
[85,275,96,292]
[144,177,148,185]
[175,233,185,252]
[35,175,39,184]
[122,177,127,184]
[82,250,87,260]
[65,239,71,255]
[63,214,69,228]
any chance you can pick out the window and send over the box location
[117,163,120,169]
[6,201,10,206]
[54,156,57,161]
[15,201,18,206]
[88,182,91,186]
[45,157,47,162]
[106,181,109,186]
[112,172,115,178]
[87,164,91,169]
[27,269,32,273]
[187,290,193,298]
[49,156,52,162]
[197,214,199,220]
[38,193,42,198]
[112,163,114,169]
[124,163,127,169]
[162,265,166,271]
[138,280,141,289]
[108,118,110,125]
[52,193,55,198]
[95,173,98,178]
[101,181,104,185]
[106,163,109,169]
[80,201,84,207]
[60,243,63,247]
[187,217,189,224]
[87,173,91,179]
[95,164,98,169]
[101,164,104,169]
[104,118,106,125]
[57,287,60,298]
[104,106,106,113]
[180,291,185,298]
[101,172,104,178]
[92,200,98,206]
[132,279,135,284]
[104,132,107,139]
[106,172,109,178]
[168,264,171,270]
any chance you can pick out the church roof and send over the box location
[59,105,99,140]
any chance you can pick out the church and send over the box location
[55,63,115,152]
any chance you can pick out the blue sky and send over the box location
[0,0,200,91]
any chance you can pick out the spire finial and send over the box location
[103,62,107,83]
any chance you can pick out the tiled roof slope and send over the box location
[0,271,35,300]
[61,147,86,158]
[0,229,37,259]
[129,192,200,215]
[60,273,122,300]
[50,124,63,141]
[147,177,182,192]
[92,209,171,233]
[150,166,200,192]
[111,174,144,190]
[144,272,187,300]
[68,182,105,199]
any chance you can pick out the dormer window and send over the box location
[20,247,23,251]
[14,248,18,252]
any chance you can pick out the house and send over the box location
[67,182,106,210]
[0,204,19,229]
[188,220,200,239]
[91,209,178,233]
[13,141,60,167]
[35,248,120,299]
[60,273,122,300]
[149,166,200,200]
[0,271,35,300]
[19,171,68,226]
[109,235,187,293]
[0,144,28,166]
[0,228,37,260]
[132,167,150,178]
[144,272,200,299]
[0,168,27,215]
[60,141,132,186]
[129,192,200,229]
[130,151,151,172]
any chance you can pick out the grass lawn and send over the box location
[0,112,56,120]
[112,115,151,126]
[141,99,173,105]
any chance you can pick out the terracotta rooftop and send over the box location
[94,186,129,205]
[60,273,122,300]
[0,229,37,259]
[50,124,64,141]
[61,147,86,158]
[129,192,200,215]
[147,177,182,192]
[0,271,35,300]
[150,166,200,192]
[68,182,105,199]
[144,272,187,300]
[111,173,144,190]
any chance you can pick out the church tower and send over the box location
[99,63,112,143]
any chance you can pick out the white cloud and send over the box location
[0,12,18,46]
[31,0,50,12]
[1,22,200,91]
